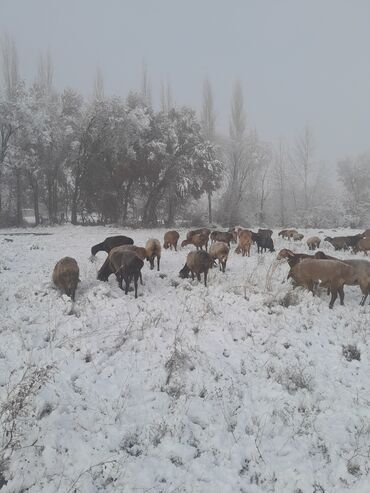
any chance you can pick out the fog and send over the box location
[2,0,370,162]
[1,0,370,228]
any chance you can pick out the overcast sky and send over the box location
[1,0,370,166]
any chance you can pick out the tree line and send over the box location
[0,38,369,228]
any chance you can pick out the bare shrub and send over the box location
[342,344,361,362]
[275,364,314,393]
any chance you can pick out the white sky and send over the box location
[1,0,370,167]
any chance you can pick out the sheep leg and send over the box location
[134,273,139,299]
[139,271,143,285]
[338,285,345,305]
[191,271,195,280]
[204,270,207,287]
[157,256,160,271]
[124,275,130,295]
[359,282,368,306]
[197,273,201,282]
[329,288,338,309]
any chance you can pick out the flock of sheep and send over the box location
[52,226,370,309]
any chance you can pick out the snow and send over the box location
[0,226,369,492]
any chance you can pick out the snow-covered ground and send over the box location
[0,225,369,493]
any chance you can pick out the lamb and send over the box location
[179,250,213,287]
[235,230,252,257]
[293,233,304,241]
[90,235,134,257]
[145,238,161,271]
[289,259,355,308]
[163,230,180,251]
[181,233,209,251]
[353,237,370,256]
[52,257,80,301]
[307,236,321,250]
[108,249,144,298]
[210,231,235,246]
[209,242,229,272]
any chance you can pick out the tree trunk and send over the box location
[207,192,212,224]
[165,191,176,227]
[15,168,22,227]
[31,177,40,226]
[142,188,162,226]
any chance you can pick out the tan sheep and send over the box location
[209,242,229,272]
[179,250,213,286]
[186,228,211,240]
[235,230,252,257]
[353,237,370,256]
[163,230,180,251]
[52,257,80,301]
[145,239,161,270]
[293,233,304,241]
[181,233,209,251]
[289,259,355,308]
[306,236,321,250]
[278,229,298,239]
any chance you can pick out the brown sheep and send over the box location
[307,236,321,250]
[52,257,80,301]
[186,228,211,240]
[209,242,229,272]
[289,259,355,308]
[163,230,180,251]
[278,229,298,239]
[353,237,370,256]
[145,239,161,271]
[311,251,370,305]
[108,249,144,298]
[181,233,209,252]
[97,246,143,285]
[235,230,252,257]
[210,231,235,246]
[362,229,370,237]
[179,250,213,286]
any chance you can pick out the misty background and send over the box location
[0,0,369,228]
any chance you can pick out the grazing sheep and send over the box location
[307,236,321,250]
[324,234,363,251]
[52,257,79,301]
[277,249,313,268]
[209,242,229,272]
[186,228,211,240]
[311,251,370,305]
[210,231,235,246]
[90,235,134,257]
[353,237,370,256]
[278,229,298,239]
[362,229,370,237]
[115,244,147,260]
[235,230,252,257]
[258,228,273,238]
[289,259,355,308]
[181,233,209,251]
[109,249,144,298]
[179,250,213,287]
[145,238,161,271]
[163,230,180,251]
[293,233,304,241]
[256,234,275,253]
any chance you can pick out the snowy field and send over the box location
[1,225,370,493]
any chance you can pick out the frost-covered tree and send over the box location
[337,153,370,226]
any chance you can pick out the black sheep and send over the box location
[91,235,134,256]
